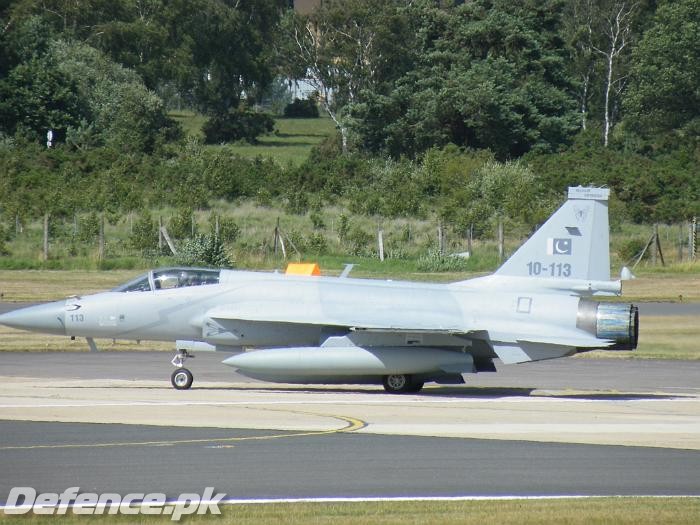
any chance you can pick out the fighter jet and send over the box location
[0,186,638,393]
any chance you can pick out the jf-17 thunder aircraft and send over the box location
[0,186,637,393]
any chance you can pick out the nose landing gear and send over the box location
[170,349,195,390]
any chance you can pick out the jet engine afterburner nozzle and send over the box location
[577,299,639,350]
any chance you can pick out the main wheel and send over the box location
[171,368,193,390]
[382,374,422,394]
[406,381,424,393]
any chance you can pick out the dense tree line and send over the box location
[0,0,697,231]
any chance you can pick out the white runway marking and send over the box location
[216,495,699,505]
[0,396,695,409]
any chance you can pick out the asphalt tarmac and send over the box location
[1,420,699,501]
[1,350,699,393]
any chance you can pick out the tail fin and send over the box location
[496,187,611,282]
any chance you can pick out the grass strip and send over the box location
[1,497,698,524]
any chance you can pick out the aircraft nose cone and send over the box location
[0,301,66,335]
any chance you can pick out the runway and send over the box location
[1,420,698,501]
[0,352,699,502]
[1,349,699,392]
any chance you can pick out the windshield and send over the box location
[112,268,221,292]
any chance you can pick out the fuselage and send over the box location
[54,270,586,353]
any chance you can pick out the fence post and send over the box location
[497,219,504,262]
[378,228,385,262]
[42,213,49,261]
[467,223,473,256]
[274,217,280,256]
[98,214,105,261]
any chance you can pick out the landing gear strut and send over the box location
[170,349,194,390]
[382,374,424,394]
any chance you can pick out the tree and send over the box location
[588,1,639,147]
[564,0,599,131]
[350,1,579,159]
[278,0,409,153]
[625,0,700,135]
[0,52,86,142]
[54,39,180,152]
[7,0,287,113]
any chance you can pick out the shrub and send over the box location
[203,109,275,144]
[176,234,232,267]
[168,208,196,240]
[310,211,325,230]
[208,214,240,243]
[307,232,328,254]
[618,237,649,264]
[78,212,100,244]
[283,98,319,118]
[347,227,374,257]
[417,249,471,272]
[130,213,158,252]
[337,213,350,241]
[285,191,309,215]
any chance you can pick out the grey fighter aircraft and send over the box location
[0,187,638,393]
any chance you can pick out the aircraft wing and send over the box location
[206,301,468,333]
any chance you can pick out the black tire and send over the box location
[406,381,424,393]
[171,368,193,390]
[382,374,422,394]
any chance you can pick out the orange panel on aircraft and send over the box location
[285,263,321,276]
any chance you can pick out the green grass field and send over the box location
[169,110,335,166]
[1,498,698,524]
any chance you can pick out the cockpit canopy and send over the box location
[113,268,222,292]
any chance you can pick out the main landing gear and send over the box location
[382,374,424,394]
[170,349,194,390]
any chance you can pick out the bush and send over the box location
[203,109,275,144]
[307,232,328,254]
[208,214,240,243]
[283,98,319,118]
[130,213,157,252]
[176,234,232,267]
[618,237,648,264]
[310,211,325,230]
[347,227,374,257]
[168,208,196,240]
[285,191,309,215]
[417,249,471,272]
[337,213,350,241]
[78,212,100,244]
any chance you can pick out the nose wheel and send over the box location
[171,368,193,390]
[170,349,195,390]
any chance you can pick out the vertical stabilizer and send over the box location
[495,187,611,282]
